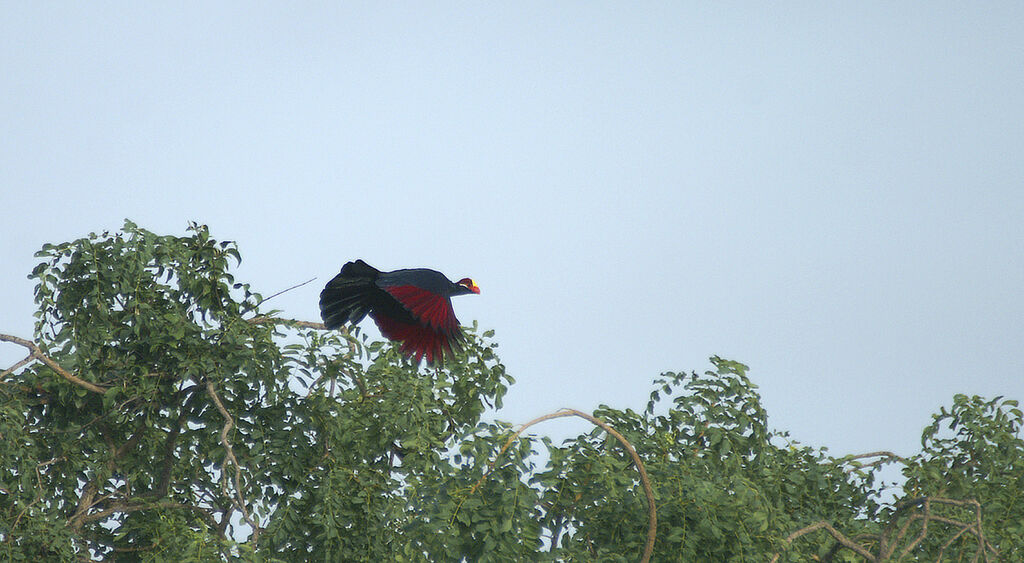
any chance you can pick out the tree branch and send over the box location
[144,385,203,499]
[81,499,218,529]
[68,479,101,532]
[895,511,927,558]
[771,496,998,562]
[67,417,148,531]
[1,354,34,380]
[0,333,108,393]
[769,521,877,562]
[836,450,909,471]
[260,277,317,303]
[205,380,260,542]
[247,316,326,330]
[468,408,657,563]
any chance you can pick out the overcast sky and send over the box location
[2,3,1022,463]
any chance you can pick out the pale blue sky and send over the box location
[2,3,1022,461]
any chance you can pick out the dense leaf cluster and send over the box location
[1,222,1021,561]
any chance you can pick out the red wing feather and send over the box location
[370,312,458,365]
[382,285,459,332]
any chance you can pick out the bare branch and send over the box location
[0,333,108,393]
[247,316,326,330]
[260,277,317,303]
[772,496,998,563]
[769,521,877,562]
[1,354,34,379]
[205,380,260,542]
[837,450,909,470]
[468,408,657,563]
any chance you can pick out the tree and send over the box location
[1,221,1020,561]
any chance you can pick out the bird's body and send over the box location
[319,260,480,365]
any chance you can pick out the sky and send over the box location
[2,3,1022,466]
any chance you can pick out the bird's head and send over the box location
[456,278,481,295]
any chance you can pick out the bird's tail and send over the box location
[319,259,380,329]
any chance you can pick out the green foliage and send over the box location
[3,221,513,560]
[901,394,1024,560]
[534,358,873,561]
[1,221,1020,561]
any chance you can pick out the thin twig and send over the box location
[260,277,317,303]
[468,408,657,563]
[0,333,108,393]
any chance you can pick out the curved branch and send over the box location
[469,408,657,563]
[0,333,108,394]
[205,381,260,542]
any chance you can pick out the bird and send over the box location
[319,260,480,365]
